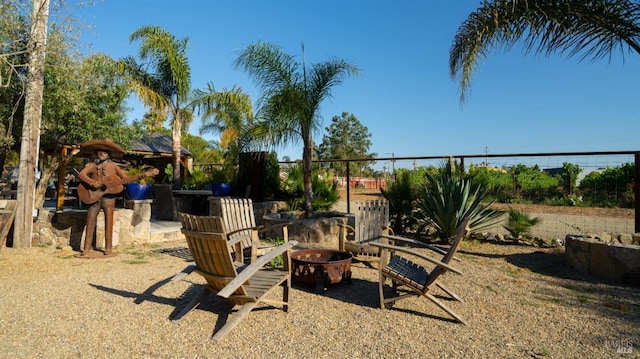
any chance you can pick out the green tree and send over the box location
[317,112,376,178]
[561,162,582,194]
[181,132,224,166]
[234,42,359,217]
[194,83,254,173]
[121,25,193,189]
[450,0,640,104]
[0,0,29,170]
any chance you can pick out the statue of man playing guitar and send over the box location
[77,139,158,257]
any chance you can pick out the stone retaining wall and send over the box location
[36,200,157,250]
[565,235,640,285]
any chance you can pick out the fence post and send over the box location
[635,153,640,233]
[346,160,351,213]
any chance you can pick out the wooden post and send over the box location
[56,147,67,211]
[346,160,351,213]
[635,152,640,233]
[14,0,49,248]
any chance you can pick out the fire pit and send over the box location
[290,249,353,293]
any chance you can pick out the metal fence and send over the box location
[298,150,640,235]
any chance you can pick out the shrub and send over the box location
[503,208,541,238]
[280,163,339,211]
[381,169,419,235]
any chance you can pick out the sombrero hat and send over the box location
[78,138,126,158]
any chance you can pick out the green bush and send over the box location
[381,169,420,235]
[182,166,213,190]
[280,163,339,211]
[578,163,635,207]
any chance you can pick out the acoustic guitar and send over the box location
[77,168,159,205]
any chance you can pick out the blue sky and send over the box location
[78,1,640,169]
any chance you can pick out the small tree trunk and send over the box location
[14,0,49,248]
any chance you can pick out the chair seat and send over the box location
[372,218,471,325]
[382,256,428,291]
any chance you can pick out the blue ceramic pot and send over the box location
[211,182,231,196]
[125,183,151,200]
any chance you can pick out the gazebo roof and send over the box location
[128,132,192,158]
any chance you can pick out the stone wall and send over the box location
[263,211,352,247]
[565,235,640,285]
[36,200,154,250]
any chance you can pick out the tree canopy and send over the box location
[317,112,376,177]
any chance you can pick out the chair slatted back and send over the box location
[180,213,226,232]
[424,219,470,289]
[353,199,390,243]
[220,198,256,249]
[179,215,247,297]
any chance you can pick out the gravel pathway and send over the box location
[0,240,638,358]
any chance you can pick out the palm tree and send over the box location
[234,42,359,218]
[193,83,254,163]
[450,0,640,104]
[120,25,192,189]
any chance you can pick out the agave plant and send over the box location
[414,159,504,242]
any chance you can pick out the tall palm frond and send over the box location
[450,0,640,104]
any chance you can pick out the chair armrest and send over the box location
[228,222,291,240]
[217,240,299,298]
[227,233,253,247]
[338,223,355,231]
[369,241,462,275]
[381,234,462,262]
[337,223,356,251]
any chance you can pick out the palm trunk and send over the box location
[172,114,182,189]
[302,136,313,218]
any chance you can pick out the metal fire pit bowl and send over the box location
[290,249,353,293]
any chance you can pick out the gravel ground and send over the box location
[1,239,638,358]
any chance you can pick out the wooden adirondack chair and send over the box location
[172,215,298,341]
[215,197,288,259]
[0,200,17,249]
[369,218,471,324]
[172,213,254,282]
[338,199,392,262]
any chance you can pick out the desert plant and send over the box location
[414,159,504,242]
[503,208,541,239]
[381,169,419,235]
